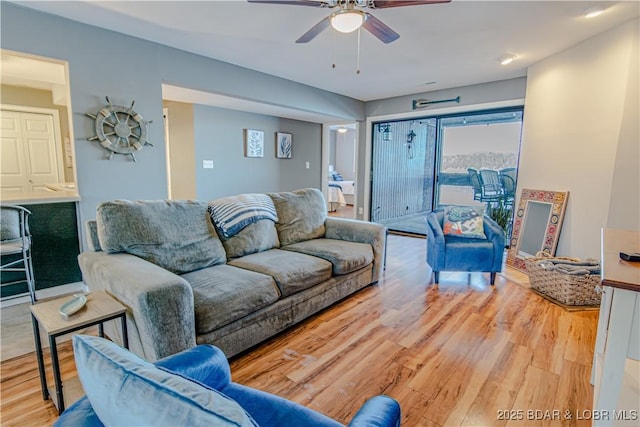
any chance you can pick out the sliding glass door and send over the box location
[370,107,523,236]
[370,119,436,235]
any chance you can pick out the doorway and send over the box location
[326,123,357,219]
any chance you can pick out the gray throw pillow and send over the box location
[268,188,326,246]
[97,200,227,274]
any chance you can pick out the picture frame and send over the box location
[506,188,569,272]
[276,132,292,159]
[244,129,264,158]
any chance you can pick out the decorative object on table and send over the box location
[58,294,88,318]
[86,96,153,161]
[275,132,292,159]
[244,129,264,158]
[525,253,601,307]
[0,205,36,304]
[506,189,569,272]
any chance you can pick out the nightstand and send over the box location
[30,290,128,413]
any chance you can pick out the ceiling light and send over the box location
[585,7,606,19]
[331,10,365,34]
[499,55,517,65]
[337,127,348,134]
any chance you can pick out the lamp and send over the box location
[331,10,365,33]
[337,127,348,134]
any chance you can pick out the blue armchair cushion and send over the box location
[72,335,257,427]
[442,205,486,239]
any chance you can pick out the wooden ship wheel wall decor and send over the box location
[86,96,153,161]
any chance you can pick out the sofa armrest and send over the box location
[482,215,506,271]
[78,251,196,361]
[348,396,401,427]
[155,345,231,390]
[324,217,387,282]
[426,212,445,269]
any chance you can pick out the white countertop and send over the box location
[1,189,80,205]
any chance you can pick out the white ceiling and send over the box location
[11,0,640,103]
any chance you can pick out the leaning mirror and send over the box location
[506,189,569,272]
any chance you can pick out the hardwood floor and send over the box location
[0,234,599,426]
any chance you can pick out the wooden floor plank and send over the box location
[0,234,599,426]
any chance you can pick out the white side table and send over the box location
[30,290,128,413]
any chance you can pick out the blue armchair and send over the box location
[426,208,505,285]
[55,337,401,427]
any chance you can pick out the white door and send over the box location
[0,110,29,193]
[0,109,61,193]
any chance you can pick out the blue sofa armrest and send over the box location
[426,211,445,269]
[482,215,506,271]
[348,395,401,427]
[155,344,231,390]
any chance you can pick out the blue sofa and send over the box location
[426,207,505,284]
[55,337,401,427]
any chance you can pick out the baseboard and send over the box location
[0,282,88,308]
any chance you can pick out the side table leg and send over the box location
[49,335,65,413]
[121,315,129,349]
[31,315,48,400]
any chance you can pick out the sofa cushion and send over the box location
[229,249,332,297]
[282,238,373,276]
[97,200,226,274]
[219,219,280,260]
[268,188,327,246]
[73,335,257,427]
[181,264,280,334]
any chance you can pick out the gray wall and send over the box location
[1,2,363,250]
[192,105,321,200]
[365,77,527,118]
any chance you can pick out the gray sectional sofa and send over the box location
[79,188,386,361]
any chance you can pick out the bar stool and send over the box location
[1,205,36,304]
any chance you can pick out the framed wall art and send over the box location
[276,132,292,159]
[244,129,264,158]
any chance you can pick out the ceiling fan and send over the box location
[247,0,451,44]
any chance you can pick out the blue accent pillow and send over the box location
[442,205,487,239]
[72,335,257,427]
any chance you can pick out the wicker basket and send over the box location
[525,254,602,306]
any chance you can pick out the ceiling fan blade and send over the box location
[295,16,331,43]
[372,0,451,8]
[362,13,399,44]
[247,0,328,7]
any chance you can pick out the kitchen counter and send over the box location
[1,189,80,205]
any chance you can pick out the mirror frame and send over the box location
[506,189,569,272]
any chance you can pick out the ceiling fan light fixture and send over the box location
[331,10,365,33]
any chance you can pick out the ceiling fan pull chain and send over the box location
[356,26,361,75]
[332,28,336,69]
